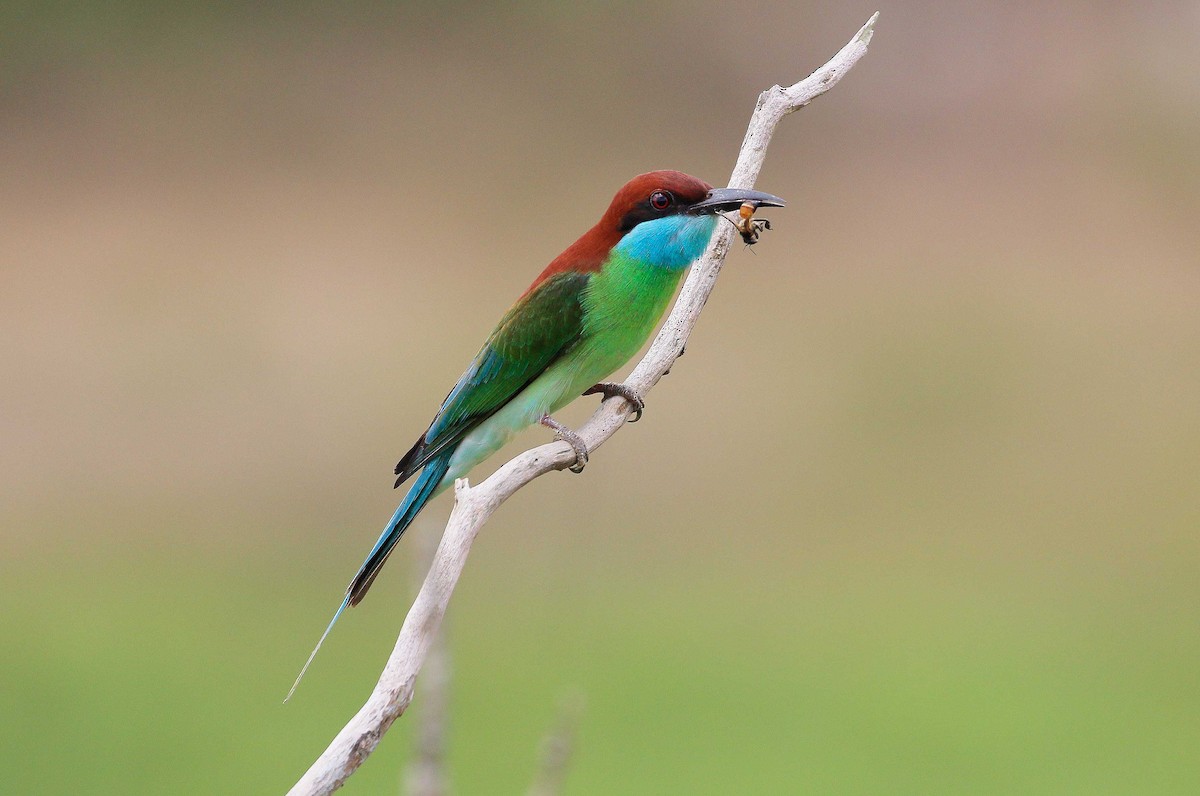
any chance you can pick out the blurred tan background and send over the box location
[2,2,1198,793]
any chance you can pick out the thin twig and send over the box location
[288,14,877,795]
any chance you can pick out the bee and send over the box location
[734,200,772,246]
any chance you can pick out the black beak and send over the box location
[688,186,787,214]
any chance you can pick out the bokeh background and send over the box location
[3,2,1198,793]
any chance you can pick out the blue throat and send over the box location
[614,214,719,270]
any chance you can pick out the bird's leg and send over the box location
[540,414,589,473]
[582,382,645,423]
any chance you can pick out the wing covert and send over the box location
[394,271,589,483]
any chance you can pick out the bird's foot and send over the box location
[540,414,589,473]
[582,382,645,423]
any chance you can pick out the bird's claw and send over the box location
[583,382,645,423]
[567,450,588,474]
[539,414,589,473]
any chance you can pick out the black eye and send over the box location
[649,190,673,210]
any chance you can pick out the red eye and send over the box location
[649,190,672,210]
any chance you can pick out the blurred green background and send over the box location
[3,2,1198,793]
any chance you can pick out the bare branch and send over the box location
[287,14,876,795]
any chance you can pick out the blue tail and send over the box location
[285,449,453,701]
[347,448,452,606]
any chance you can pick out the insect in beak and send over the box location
[735,201,772,246]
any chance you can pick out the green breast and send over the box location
[576,250,689,382]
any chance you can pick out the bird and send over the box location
[287,171,784,699]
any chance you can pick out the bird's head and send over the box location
[598,170,785,269]
[601,170,786,233]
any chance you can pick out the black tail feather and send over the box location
[394,436,425,487]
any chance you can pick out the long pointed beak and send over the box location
[688,186,787,214]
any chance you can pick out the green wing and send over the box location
[394,271,589,485]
